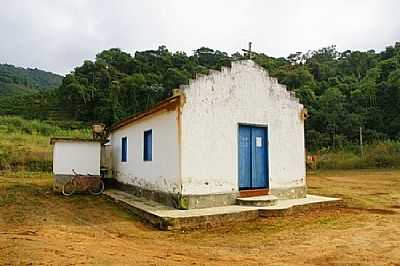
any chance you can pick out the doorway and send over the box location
[238,125,269,193]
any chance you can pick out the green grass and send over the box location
[311,141,400,169]
[1,115,399,171]
[0,116,90,171]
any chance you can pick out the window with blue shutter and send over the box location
[144,130,152,161]
[121,137,127,162]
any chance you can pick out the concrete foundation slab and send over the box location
[258,194,344,217]
[103,189,342,230]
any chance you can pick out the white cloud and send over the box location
[0,0,399,74]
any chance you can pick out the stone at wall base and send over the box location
[115,181,239,210]
[270,186,307,200]
[179,192,239,209]
[53,174,113,193]
[53,174,74,192]
[63,176,307,209]
[115,181,181,208]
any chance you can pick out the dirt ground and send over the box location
[1,169,400,265]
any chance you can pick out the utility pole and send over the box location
[360,126,364,157]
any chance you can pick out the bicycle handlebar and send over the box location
[72,169,96,177]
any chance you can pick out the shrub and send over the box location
[316,150,366,169]
[364,141,400,168]
[312,141,400,170]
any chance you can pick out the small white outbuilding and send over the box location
[51,138,101,190]
[110,60,307,209]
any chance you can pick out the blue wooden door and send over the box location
[239,126,252,188]
[251,127,268,188]
[238,125,268,189]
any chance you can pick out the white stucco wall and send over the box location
[111,109,180,194]
[53,141,101,176]
[180,60,306,196]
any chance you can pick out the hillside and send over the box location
[0,64,63,96]
[0,43,399,151]
[55,44,400,150]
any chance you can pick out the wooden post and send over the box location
[360,126,364,157]
[333,124,336,150]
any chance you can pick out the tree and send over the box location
[3,42,400,151]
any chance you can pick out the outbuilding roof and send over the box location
[50,138,102,145]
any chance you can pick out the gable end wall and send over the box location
[180,60,306,197]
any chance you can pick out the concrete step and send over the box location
[236,195,278,207]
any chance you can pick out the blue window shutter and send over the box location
[144,130,152,161]
[121,137,127,162]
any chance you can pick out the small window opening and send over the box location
[121,137,127,162]
[144,130,152,161]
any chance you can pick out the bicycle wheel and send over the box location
[89,180,104,195]
[62,180,76,196]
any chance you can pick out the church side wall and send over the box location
[111,109,181,196]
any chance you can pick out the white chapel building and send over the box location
[110,60,307,209]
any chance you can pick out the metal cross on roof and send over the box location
[242,42,257,59]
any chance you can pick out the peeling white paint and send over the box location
[180,60,306,195]
[110,60,305,198]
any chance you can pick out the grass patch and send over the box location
[0,116,90,171]
[0,171,53,206]
[307,169,400,210]
[312,141,400,169]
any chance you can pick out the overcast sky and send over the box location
[0,0,399,75]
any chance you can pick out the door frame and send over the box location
[237,123,270,195]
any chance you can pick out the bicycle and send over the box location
[62,169,104,196]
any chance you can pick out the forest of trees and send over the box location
[0,64,62,96]
[1,43,400,151]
